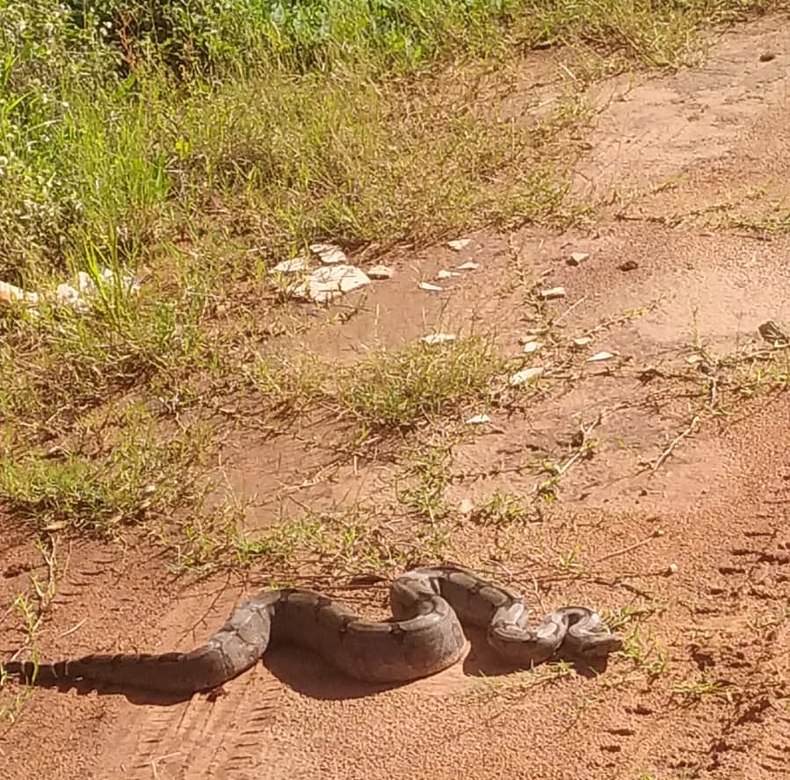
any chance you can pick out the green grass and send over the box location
[171,504,454,575]
[0,0,779,280]
[336,336,503,431]
[0,0,782,551]
[471,490,532,526]
[0,252,218,441]
[0,417,213,533]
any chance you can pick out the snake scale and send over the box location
[2,565,622,694]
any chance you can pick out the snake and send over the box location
[2,565,622,694]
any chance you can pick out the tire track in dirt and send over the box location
[104,669,287,780]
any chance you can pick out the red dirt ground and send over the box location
[2,14,790,780]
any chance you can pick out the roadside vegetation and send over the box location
[0,0,781,557]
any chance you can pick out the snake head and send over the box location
[577,632,624,659]
[559,607,624,661]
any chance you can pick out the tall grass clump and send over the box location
[1,0,778,282]
[0,0,547,283]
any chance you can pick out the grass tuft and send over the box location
[336,336,502,432]
[0,422,212,534]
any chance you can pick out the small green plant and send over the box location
[474,658,576,700]
[617,625,668,678]
[604,604,657,633]
[557,545,583,572]
[471,490,532,526]
[0,423,211,533]
[395,441,454,520]
[337,337,501,432]
[670,674,734,702]
[0,537,61,722]
[248,350,328,417]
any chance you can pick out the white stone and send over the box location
[273,256,310,274]
[310,243,347,264]
[522,341,540,354]
[295,264,371,304]
[0,280,39,306]
[368,264,394,280]
[419,282,444,292]
[509,367,544,386]
[421,333,457,345]
[540,286,566,300]
[587,351,617,362]
[457,261,479,271]
[465,414,490,425]
[447,238,471,251]
[436,269,461,279]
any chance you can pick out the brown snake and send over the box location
[2,565,622,694]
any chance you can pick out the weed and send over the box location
[394,438,457,520]
[670,674,735,702]
[0,422,212,534]
[0,537,62,722]
[248,350,328,418]
[471,490,533,527]
[173,502,399,575]
[557,545,584,572]
[336,337,502,433]
[474,658,576,700]
[618,625,668,678]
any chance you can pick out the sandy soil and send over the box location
[2,14,790,780]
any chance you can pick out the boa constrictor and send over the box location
[3,565,622,694]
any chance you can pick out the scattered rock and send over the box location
[55,283,85,310]
[2,266,140,315]
[686,354,703,364]
[567,251,589,266]
[294,264,371,304]
[447,238,471,251]
[58,268,140,313]
[459,498,475,515]
[0,280,39,307]
[436,269,461,280]
[587,351,617,362]
[666,563,679,575]
[273,257,310,274]
[457,261,479,271]
[759,52,776,62]
[310,243,347,265]
[618,260,639,272]
[509,366,544,386]
[572,336,592,348]
[421,333,457,345]
[540,286,566,300]
[419,282,444,292]
[368,264,394,280]
[522,341,541,354]
[465,414,490,425]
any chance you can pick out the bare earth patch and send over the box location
[3,14,790,780]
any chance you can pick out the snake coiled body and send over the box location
[3,565,622,694]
